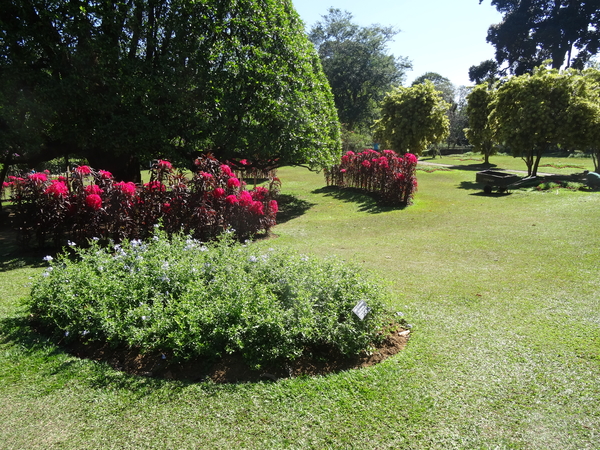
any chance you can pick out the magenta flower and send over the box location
[361,160,371,168]
[115,181,137,196]
[213,188,226,198]
[85,194,102,210]
[249,201,264,215]
[199,172,213,180]
[85,184,104,195]
[28,172,48,183]
[268,200,278,214]
[239,159,249,165]
[225,194,239,205]
[144,180,166,192]
[405,153,418,164]
[163,202,171,213]
[239,191,253,206]
[75,165,92,176]
[220,164,233,176]
[98,170,113,179]
[44,181,69,198]
[227,177,241,189]
[157,160,173,171]
[250,186,268,201]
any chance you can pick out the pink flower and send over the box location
[75,165,91,175]
[239,159,248,165]
[98,170,113,179]
[45,181,69,198]
[114,181,137,196]
[163,202,171,213]
[220,164,233,176]
[239,191,253,206]
[199,172,213,180]
[225,194,239,205]
[250,186,269,201]
[213,188,226,198]
[361,160,371,168]
[395,173,405,181]
[85,194,102,210]
[345,151,355,156]
[268,200,278,214]
[57,176,67,182]
[405,153,418,164]
[383,150,396,156]
[2,182,10,189]
[227,177,241,189]
[144,180,166,192]
[85,184,104,195]
[157,160,173,171]
[249,201,264,215]
[340,169,347,173]
[28,172,48,183]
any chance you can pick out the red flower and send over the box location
[220,164,233,176]
[227,177,241,189]
[239,159,248,165]
[144,180,166,192]
[85,184,104,195]
[45,181,69,198]
[75,165,91,175]
[268,200,278,214]
[85,194,102,210]
[239,191,253,206]
[212,188,226,198]
[98,170,113,179]
[163,202,171,213]
[361,160,371,168]
[115,181,137,196]
[157,160,173,171]
[28,172,48,183]
[2,182,10,188]
[250,186,269,201]
[249,201,264,215]
[225,194,239,205]
[57,176,67,182]
[199,171,213,180]
[405,153,418,164]
[340,169,347,173]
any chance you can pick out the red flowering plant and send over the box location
[326,149,418,206]
[5,155,280,247]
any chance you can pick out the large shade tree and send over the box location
[308,8,411,132]
[482,0,600,75]
[373,81,450,155]
[0,0,341,182]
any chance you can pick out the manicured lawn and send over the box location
[1,165,599,448]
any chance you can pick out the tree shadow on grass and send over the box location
[312,186,407,214]
[275,193,316,224]
[458,181,513,196]
[0,226,50,272]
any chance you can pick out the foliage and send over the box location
[308,8,411,131]
[469,59,502,84]
[28,230,391,369]
[1,156,279,246]
[411,72,455,105]
[373,82,450,155]
[465,83,498,164]
[0,0,341,181]
[325,149,418,205]
[482,0,600,74]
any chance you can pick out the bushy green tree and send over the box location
[465,83,498,164]
[309,8,411,132]
[0,0,341,181]
[373,81,450,155]
[490,66,580,176]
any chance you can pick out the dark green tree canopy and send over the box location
[411,72,456,105]
[0,0,341,181]
[308,8,411,132]
[482,0,600,75]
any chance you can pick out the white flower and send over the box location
[64,331,70,337]
[42,272,50,277]
[68,240,76,247]
[92,237,100,241]
[248,255,258,262]
[81,330,89,336]
[199,246,208,252]
[142,316,147,320]
[131,239,142,247]
[43,255,53,262]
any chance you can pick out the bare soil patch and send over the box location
[61,327,409,383]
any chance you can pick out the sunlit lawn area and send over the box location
[1,163,599,448]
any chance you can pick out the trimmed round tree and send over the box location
[465,83,498,165]
[373,81,450,155]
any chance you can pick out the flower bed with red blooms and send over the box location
[1,156,280,247]
[325,149,418,206]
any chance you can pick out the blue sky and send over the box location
[292,0,504,87]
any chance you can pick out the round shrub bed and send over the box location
[29,230,395,371]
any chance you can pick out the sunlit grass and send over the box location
[1,166,599,449]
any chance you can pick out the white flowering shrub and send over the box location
[29,230,391,369]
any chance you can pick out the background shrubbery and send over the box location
[29,230,392,369]
[326,149,418,205]
[1,155,279,246]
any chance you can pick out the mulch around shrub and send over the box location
[60,326,410,383]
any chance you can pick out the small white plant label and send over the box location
[352,300,371,320]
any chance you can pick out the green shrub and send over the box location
[28,230,391,369]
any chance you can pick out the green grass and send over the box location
[421,152,596,175]
[1,165,599,448]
